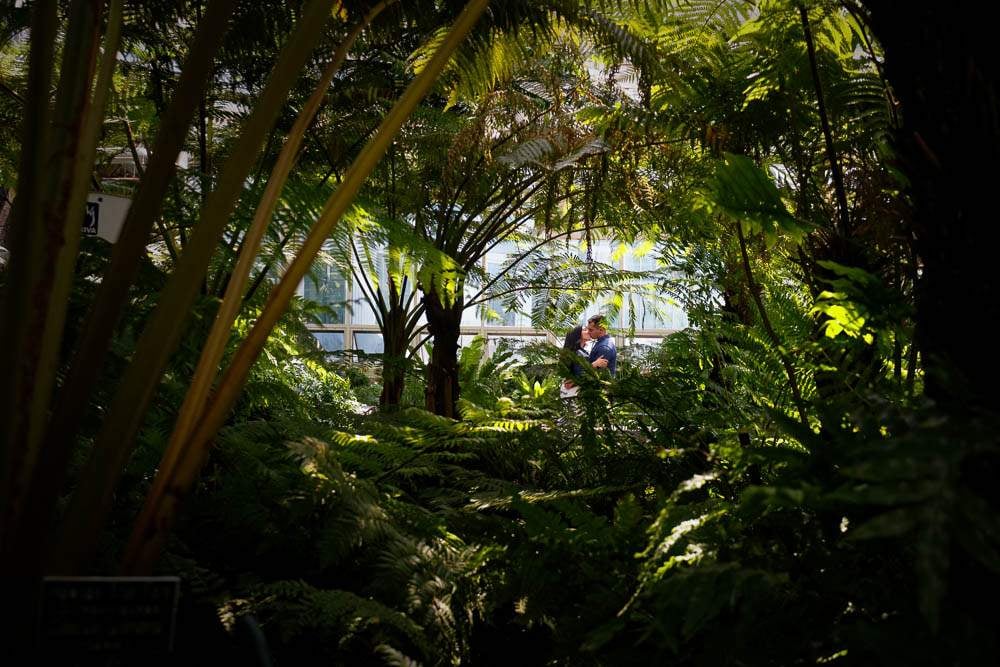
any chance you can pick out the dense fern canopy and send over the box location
[1,0,998,665]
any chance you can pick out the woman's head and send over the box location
[563,325,584,350]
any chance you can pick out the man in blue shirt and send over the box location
[586,314,617,376]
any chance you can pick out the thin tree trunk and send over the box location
[423,286,463,418]
[380,278,410,409]
[124,116,179,262]
[0,0,108,567]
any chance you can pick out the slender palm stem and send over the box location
[120,0,490,575]
[152,1,393,508]
[55,0,337,573]
[36,1,237,569]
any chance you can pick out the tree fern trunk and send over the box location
[380,282,409,410]
[424,287,462,418]
[380,361,407,409]
[379,277,417,410]
[865,1,1000,410]
[865,1,1000,643]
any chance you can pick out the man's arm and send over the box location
[605,342,617,375]
[588,339,605,363]
[590,339,610,369]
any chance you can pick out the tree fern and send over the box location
[239,579,433,662]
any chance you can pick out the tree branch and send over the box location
[736,220,810,427]
[799,3,851,237]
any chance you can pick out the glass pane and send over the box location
[313,331,344,352]
[486,260,516,325]
[591,239,612,264]
[303,261,346,324]
[635,296,688,330]
[354,332,384,354]
[352,295,379,325]
[461,288,482,325]
[490,335,544,361]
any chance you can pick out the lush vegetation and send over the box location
[1,0,998,664]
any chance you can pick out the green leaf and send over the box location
[706,152,807,245]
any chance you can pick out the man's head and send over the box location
[586,314,607,339]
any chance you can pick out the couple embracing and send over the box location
[560,314,617,398]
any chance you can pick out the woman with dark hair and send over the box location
[560,324,591,398]
[563,325,584,352]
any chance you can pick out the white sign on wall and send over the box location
[83,193,130,243]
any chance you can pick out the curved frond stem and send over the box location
[58,0,338,574]
[118,0,491,575]
[799,2,851,237]
[736,220,810,427]
[840,0,899,128]
[469,223,614,303]
[404,303,427,334]
[461,177,547,261]
[122,115,180,262]
[351,238,389,325]
[439,107,554,229]
[410,332,434,353]
[466,182,579,262]
[476,188,579,257]
[443,177,512,249]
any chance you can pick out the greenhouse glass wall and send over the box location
[299,238,688,358]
